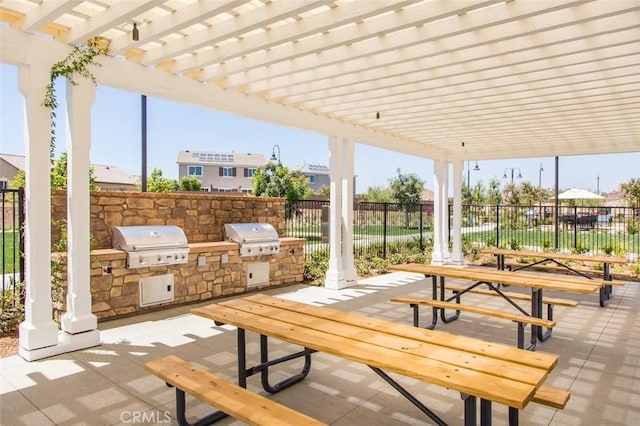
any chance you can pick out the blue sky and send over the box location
[1,63,638,194]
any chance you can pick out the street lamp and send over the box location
[538,163,544,188]
[270,144,281,163]
[467,160,480,189]
[503,167,522,184]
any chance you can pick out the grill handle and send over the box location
[132,242,187,251]
[235,236,279,243]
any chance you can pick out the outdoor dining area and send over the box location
[2,268,639,425]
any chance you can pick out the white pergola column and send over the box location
[341,137,357,285]
[18,64,59,355]
[439,162,451,263]
[450,160,464,265]
[61,78,99,338]
[431,160,444,264]
[325,136,346,289]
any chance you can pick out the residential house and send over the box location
[297,163,330,194]
[0,153,138,191]
[0,153,24,188]
[91,164,139,191]
[176,150,266,193]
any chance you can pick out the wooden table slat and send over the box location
[388,264,599,294]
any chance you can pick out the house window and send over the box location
[220,167,236,177]
[218,188,233,192]
[308,175,316,184]
[188,165,203,176]
[245,168,256,177]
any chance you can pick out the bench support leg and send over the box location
[508,407,519,426]
[258,334,313,393]
[236,328,314,394]
[532,289,552,342]
[438,276,460,324]
[480,399,492,426]
[462,394,476,426]
[371,366,447,426]
[174,388,228,426]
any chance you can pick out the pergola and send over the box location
[1,0,638,360]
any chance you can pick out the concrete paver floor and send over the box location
[1,271,638,425]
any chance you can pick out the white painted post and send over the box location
[341,137,357,285]
[325,136,346,289]
[451,161,464,265]
[440,162,451,262]
[17,64,59,353]
[61,78,99,335]
[431,160,444,264]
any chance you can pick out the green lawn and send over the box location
[1,231,21,274]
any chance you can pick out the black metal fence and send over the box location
[1,187,25,312]
[287,200,434,258]
[286,200,640,259]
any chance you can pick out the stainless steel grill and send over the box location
[224,223,280,257]
[111,225,190,268]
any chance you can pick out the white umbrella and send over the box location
[558,188,604,200]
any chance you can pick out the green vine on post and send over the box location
[42,37,110,324]
[43,37,110,159]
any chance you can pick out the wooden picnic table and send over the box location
[387,263,602,344]
[193,293,560,426]
[480,248,627,306]
[480,248,627,281]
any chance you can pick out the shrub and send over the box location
[0,278,24,335]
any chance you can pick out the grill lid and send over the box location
[112,225,188,252]
[224,223,280,257]
[224,223,279,243]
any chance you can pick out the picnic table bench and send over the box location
[388,263,602,346]
[145,355,326,426]
[191,293,568,426]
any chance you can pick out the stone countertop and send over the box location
[89,238,305,257]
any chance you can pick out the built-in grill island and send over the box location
[112,225,190,268]
[224,223,280,257]
[224,223,281,288]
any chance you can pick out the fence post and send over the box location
[383,203,388,258]
[419,203,424,251]
[495,205,500,248]
[18,187,25,289]
[573,205,578,250]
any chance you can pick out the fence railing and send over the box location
[1,187,25,311]
[286,200,639,259]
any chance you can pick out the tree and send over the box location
[389,168,424,228]
[10,152,98,191]
[620,178,640,209]
[486,178,502,205]
[318,185,330,197]
[253,162,312,218]
[178,176,202,191]
[146,168,178,193]
[362,185,393,202]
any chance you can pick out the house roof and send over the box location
[0,153,26,171]
[176,151,266,167]
[91,164,139,185]
[298,163,330,175]
[1,1,638,162]
[0,154,138,185]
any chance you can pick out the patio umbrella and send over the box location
[558,188,604,200]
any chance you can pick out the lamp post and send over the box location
[597,173,600,194]
[503,167,522,184]
[538,163,544,188]
[270,144,281,163]
[467,160,480,189]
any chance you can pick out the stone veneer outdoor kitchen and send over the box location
[51,190,305,320]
